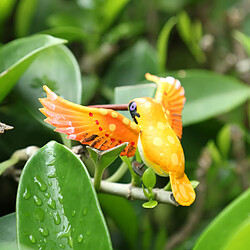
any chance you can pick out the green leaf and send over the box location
[16,141,112,250]
[217,125,231,159]
[0,213,17,250]
[142,200,158,209]
[82,74,99,105]
[157,17,177,72]
[233,31,250,56]
[104,40,158,87]
[173,70,250,126]
[194,188,250,250]
[142,168,156,189]
[207,140,222,165]
[98,194,138,249]
[0,34,66,103]
[15,44,82,123]
[15,0,38,37]
[87,143,128,171]
[101,0,130,31]
[190,180,200,189]
[0,0,16,24]
[40,26,88,43]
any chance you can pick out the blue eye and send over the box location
[129,102,137,111]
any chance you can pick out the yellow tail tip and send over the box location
[169,173,196,206]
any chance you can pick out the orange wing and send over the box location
[39,86,140,157]
[145,73,185,139]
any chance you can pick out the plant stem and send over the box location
[0,157,18,175]
[163,181,171,191]
[120,156,141,186]
[106,162,128,182]
[94,166,104,191]
[95,179,178,206]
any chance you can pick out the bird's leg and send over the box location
[132,161,146,176]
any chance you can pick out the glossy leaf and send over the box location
[16,141,112,250]
[0,34,66,103]
[15,44,82,123]
[0,213,17,250]
[142,200,158,209]
[157,17,177,72]
[142,168,156,189]
[98,194,138,249]
[194,188,250,250]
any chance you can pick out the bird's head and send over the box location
[128,97,164,126]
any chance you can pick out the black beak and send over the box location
[131,111,140,124]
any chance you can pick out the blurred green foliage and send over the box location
[0,0,249,249]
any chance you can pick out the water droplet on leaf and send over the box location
[78,234,83,243]
[23,187,31,199]
[29,234,36,244]
[39,227,49,237]
[71,210,76,217]
[33,195,43,206]
[47,197,56,210]
[34,176,47,191]
[53,212,61,225]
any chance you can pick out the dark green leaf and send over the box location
[0,213,17,250]
[99,194,138,249]
[194,188,250,250]
[15,44,82,124]
[104,40,158,87]
[16,141,112,249]
[0,34,66,103]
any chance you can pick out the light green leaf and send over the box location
[87,143,128,170]
[0,34,66,103]
[142,200,158,209]
[207,140,222,165]
[173,70,250,126]
[157,17,177,73]
[99,194,138,249]
[217,125,231,159]
[0,213,17,250]
[194,188,250,250]
[40,26,88,43]
[101,0,130,31]
[15,44,82,123]
[233,31,250,56]
[16,141,112,250]
[0,0,16,24]
[15,0,38,37]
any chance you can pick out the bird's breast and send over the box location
[138,125,185,177]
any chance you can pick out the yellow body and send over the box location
[133,97,195,206]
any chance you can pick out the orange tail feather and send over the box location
[169,172,196,206]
